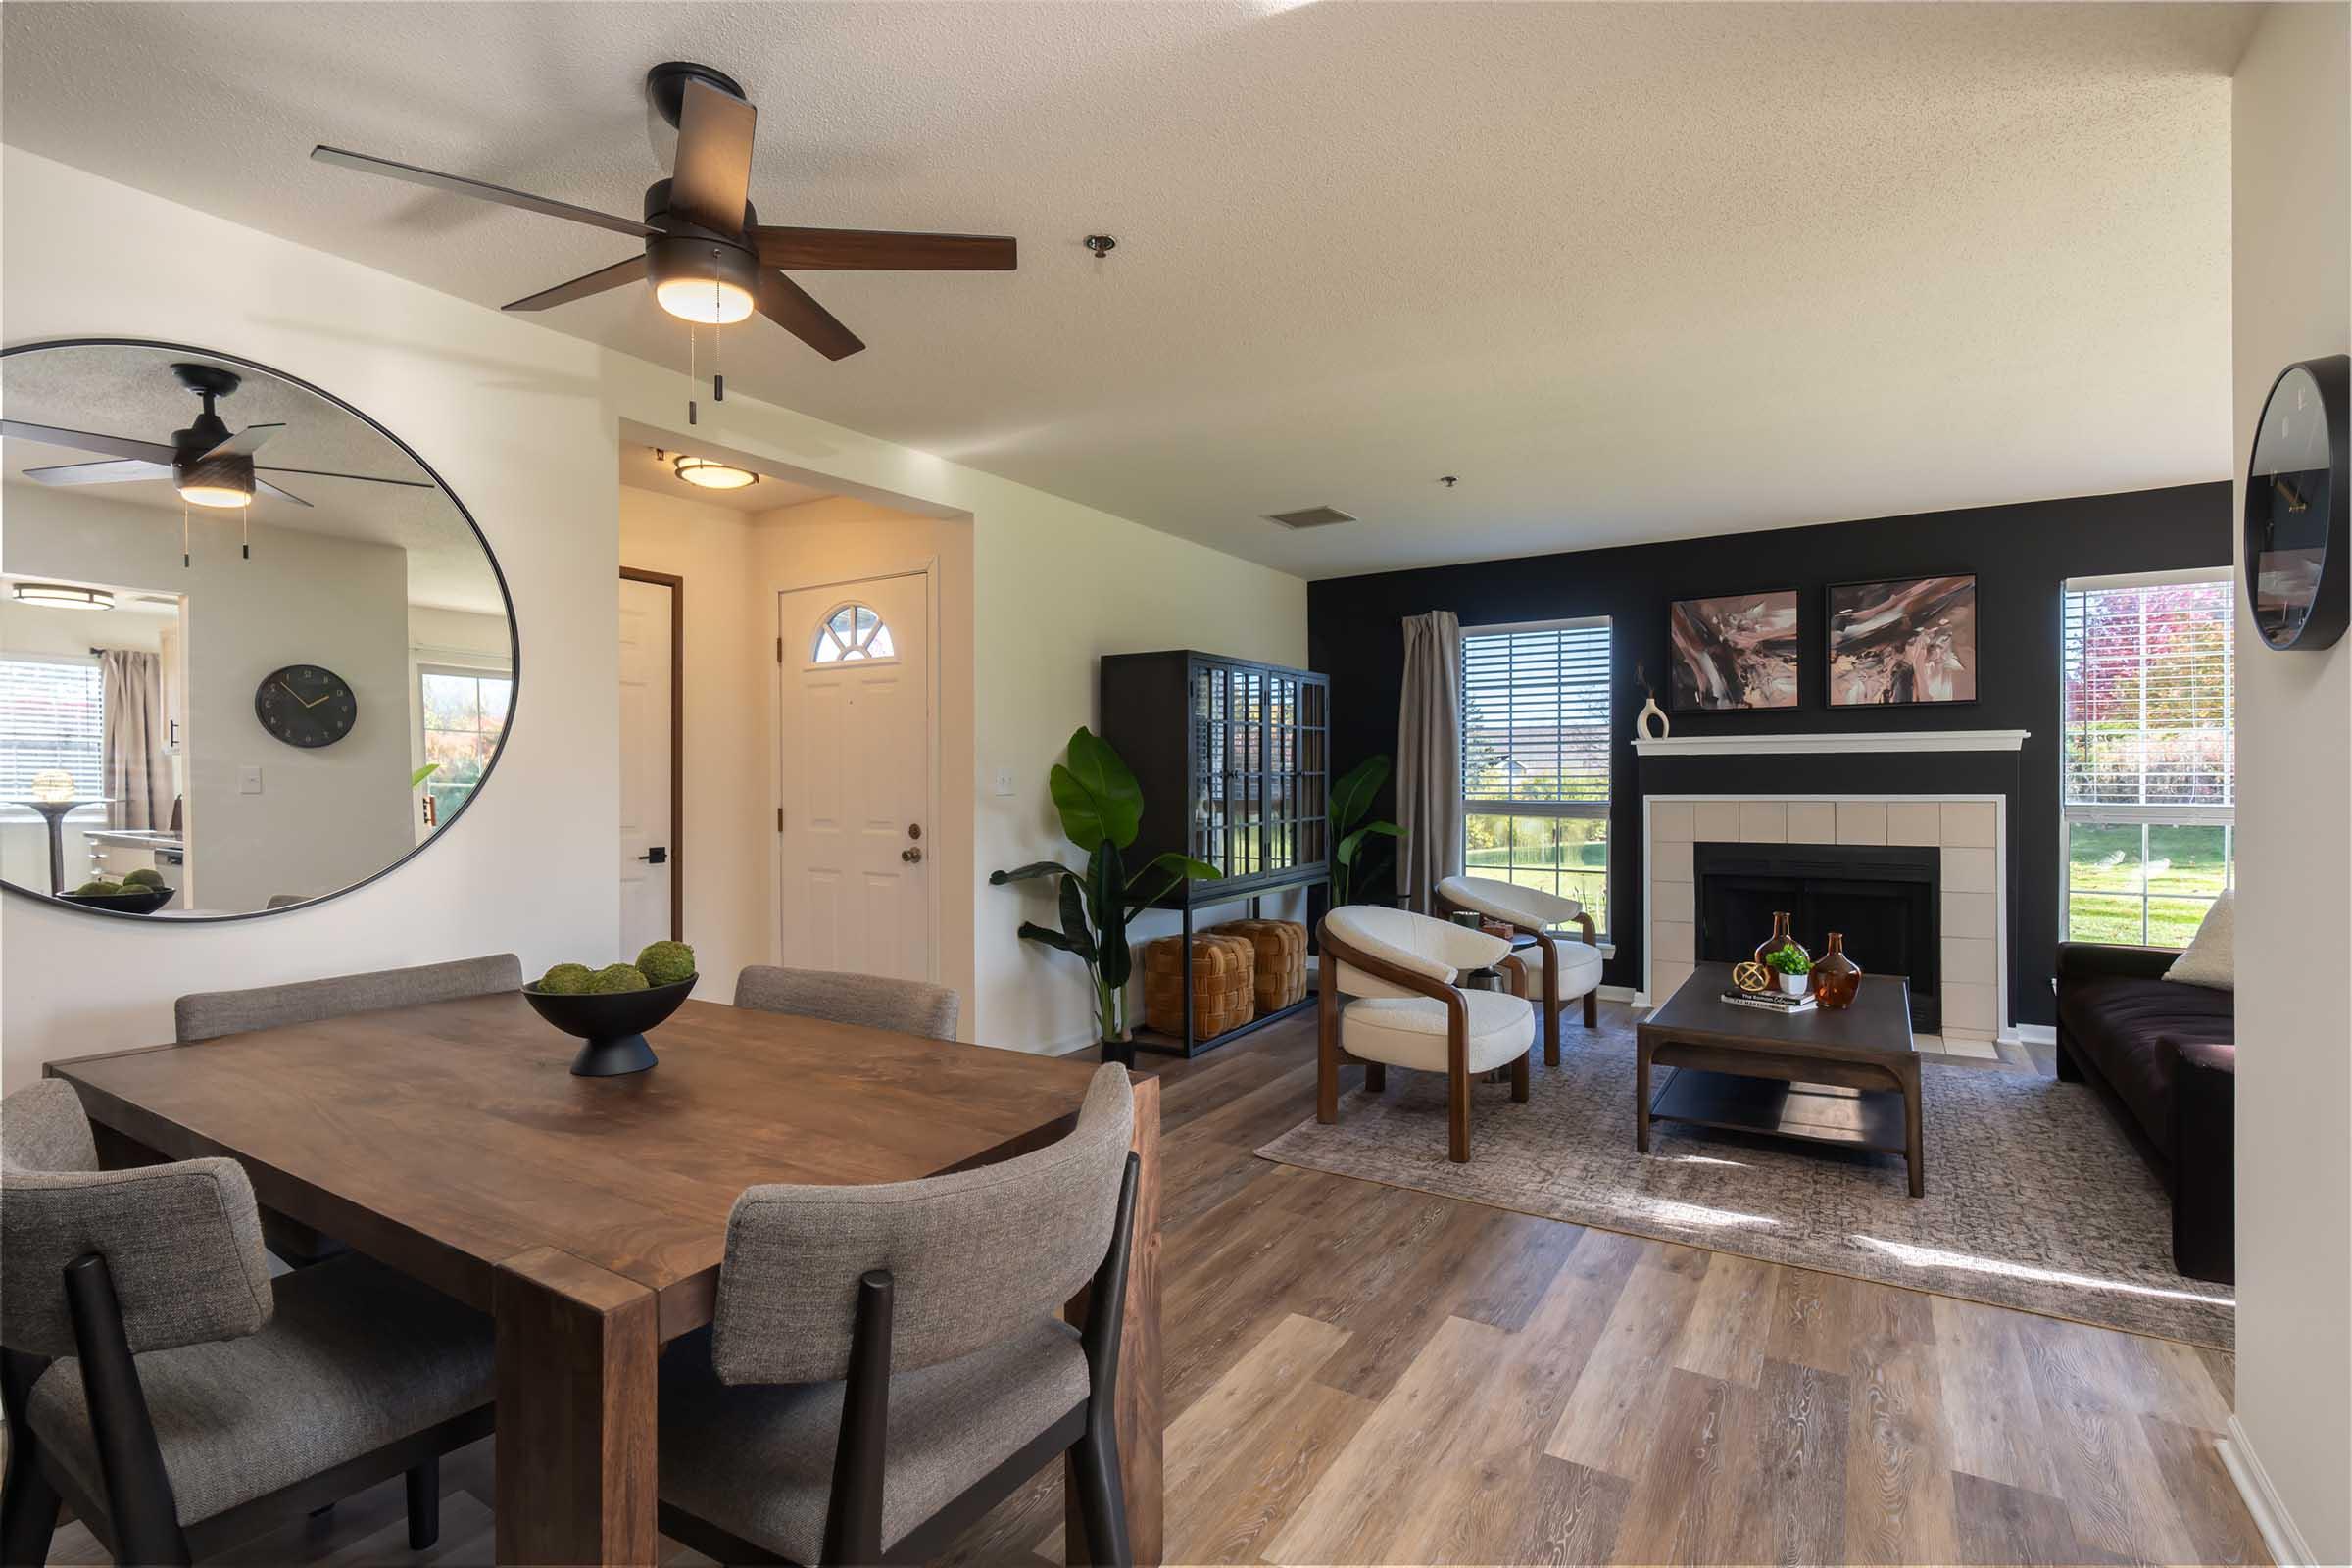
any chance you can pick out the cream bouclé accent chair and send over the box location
[1317,906,1537,1163]
[1434,876,1602,1064]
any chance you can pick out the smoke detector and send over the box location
[1264,505,1358,530]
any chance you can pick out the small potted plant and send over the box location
[1765,944,1812,998]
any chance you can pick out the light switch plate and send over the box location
[239,766,263,795]
[993,768,1016,798]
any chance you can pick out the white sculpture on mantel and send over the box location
[1635,664,1670,739]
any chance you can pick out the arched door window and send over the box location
[810,602,897,663]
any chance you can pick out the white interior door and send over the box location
[778,573,932,982]
[618,575,675,955]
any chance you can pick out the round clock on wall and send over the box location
[2244,354,2350,651]
[254,664,358,748]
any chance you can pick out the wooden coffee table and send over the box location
[1638,960,1924,1196]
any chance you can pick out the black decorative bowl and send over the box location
[522,976,697,1076]
[58,887,174,915]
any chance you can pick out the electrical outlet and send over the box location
[993,768,1016,798]
[239,766,263,795]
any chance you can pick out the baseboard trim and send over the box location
[2219,1416,2314,1566]
[1597,984,1639,1004]
[2011,1022,2056,1048]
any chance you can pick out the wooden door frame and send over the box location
[619,567,684,943]
[771,562,943,982]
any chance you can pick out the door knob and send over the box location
[901,846,923,863]
[637,846,668,864]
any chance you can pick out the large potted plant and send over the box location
[1329,754,1400,906]
[993,726,1217,1064]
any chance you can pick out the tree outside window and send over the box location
[419,667,511,824]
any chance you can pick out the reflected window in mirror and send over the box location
[3,340,516,919]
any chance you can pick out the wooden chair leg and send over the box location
[1447,1030,1471,1164]
[1583,989,1598,1028]
[405,1458,439,1550]
[1073,1419,1133,1568]
[1510,1052,1529,1103]
[1364,1062,1386,1094]
[1317,980,1341,1124]
[1542,946,1562,1065]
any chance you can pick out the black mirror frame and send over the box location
[0,336,521,923]
[2242,352,2351,653]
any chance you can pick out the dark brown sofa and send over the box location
[2053,942,2233,1282]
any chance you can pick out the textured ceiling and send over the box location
[619,441,834,512]
[2,342,504,612]
[0,2,2257,579]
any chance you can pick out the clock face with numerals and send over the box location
[254,664,358,748]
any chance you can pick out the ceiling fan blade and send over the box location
[503,256,649,312]
[668,76,756,232]
[752,226,1017,270]
[198,422,284,463]
[312,145,656,240]
[255,478,314,508]
[253,466,436,489]
[1,419,176,464]
[20,458,173,487]
[756,271,865,361]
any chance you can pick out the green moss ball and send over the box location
[73,880,125,897]
[585,963,651,994]
[536,962,595,995]
[121,868,166,890]
[635,940,697,987]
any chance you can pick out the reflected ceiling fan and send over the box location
[312,62,1017,363]
[1,363,435,563]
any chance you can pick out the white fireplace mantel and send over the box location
[1633,729,2029,758]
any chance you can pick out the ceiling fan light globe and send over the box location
[654,276,756,325]
[178,482,254,509]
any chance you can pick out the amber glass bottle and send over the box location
[1753,912,1809,970]
[1812,931,1863,1008]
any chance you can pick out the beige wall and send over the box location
[2230,4,2352,1560]
[0,147,1305,1081]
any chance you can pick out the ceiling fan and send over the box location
[312,62,1017,362]
[1,363,436,512]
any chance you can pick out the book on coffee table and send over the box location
[1719,988,1815,1013]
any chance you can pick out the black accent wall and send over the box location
[1306,482,2232,1026]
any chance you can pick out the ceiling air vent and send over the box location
[1264,505,1357,530]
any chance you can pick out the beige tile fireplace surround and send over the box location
[1642,794,2009,1043]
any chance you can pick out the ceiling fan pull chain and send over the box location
[712,267,724,403]
[182,500,191,570]
[241,500,251,561]
[687,321,698,425]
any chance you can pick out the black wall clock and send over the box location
[254,664,358,748]
[2244,354,2350,652]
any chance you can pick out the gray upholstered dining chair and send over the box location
[733,964,961,1042]
[0,1080,495,1565]
[657,1063,1140,1566]
[173,954,523,1266]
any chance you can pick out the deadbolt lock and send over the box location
[908,823,922,840]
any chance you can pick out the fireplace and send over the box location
[1692,842,1941,1033]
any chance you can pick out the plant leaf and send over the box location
[1092,841,1132,990]
[1329,755,1391,834]
[1054,875,1100,965]
[1124,852,1219,911]
[1017,920,1086,956]
[1050,727,1144,851]
[991,860,1080,885]
[1336,819,1401,866]
[410,763,441,788]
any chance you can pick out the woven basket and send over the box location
[1141,933,1255,1040]
[1208,918,1309,1014]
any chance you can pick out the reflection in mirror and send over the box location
[1,341,515,918]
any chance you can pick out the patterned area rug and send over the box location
[1255,1034,2233,1348]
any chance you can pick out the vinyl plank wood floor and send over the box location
[14,1004,2264,1566]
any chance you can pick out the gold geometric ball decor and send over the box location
[1731,959,1771,995]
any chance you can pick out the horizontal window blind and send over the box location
[0,657,105,799]
[2061,578,2232,809]
[1462,621,1611,812]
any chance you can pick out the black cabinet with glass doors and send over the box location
[1100,651,1332,1056]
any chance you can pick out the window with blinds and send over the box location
[2060,575,2233,947]
[0,656,105,799]
[1461,618,1613,934]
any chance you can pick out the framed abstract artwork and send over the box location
[1668,589,1800,711]
[1826,573,1979,707]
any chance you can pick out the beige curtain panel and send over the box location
[101,649,172,831]
[1396,610,1464,913]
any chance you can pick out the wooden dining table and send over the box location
[44,992,1162,1567]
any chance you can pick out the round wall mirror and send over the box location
[1,339,517,919]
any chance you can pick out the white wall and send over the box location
[2229,5,2352,1561]
[1,147,1306,1081]
[7,489,414,910]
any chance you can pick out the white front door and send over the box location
[618,574,675,956]
[777,573,932,982]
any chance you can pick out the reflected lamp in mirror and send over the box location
[2,340,518,920]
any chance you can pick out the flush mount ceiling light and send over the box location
[13,583,114,611]
[671,454,760,490]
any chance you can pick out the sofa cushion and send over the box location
[2057,973,2234,1158]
